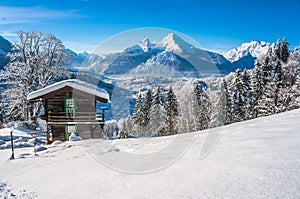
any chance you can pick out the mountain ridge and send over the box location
[83,33,236,77]
[222,40,275,63]
[0,33,280,76]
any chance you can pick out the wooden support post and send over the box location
[10,130,14,160]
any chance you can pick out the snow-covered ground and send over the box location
[1,109,300,198]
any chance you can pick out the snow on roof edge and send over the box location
[27,79,110,102]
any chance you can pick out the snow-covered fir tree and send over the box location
[125,116,134,136]
[192,84,210,130]
[256,47,277,117]
[118,117,127,134]
[149,86,166,136]
[251,65,263,118]
[241,69,252,120]
[231,69,245,122]
[258,80,277,117]
[275,38,289,64]
[132,93,144,135]
[164,86,178,135]
[209,80,226,128]
[273,59,286,113]
[143,89,152,129]
[118,116,134,137]
[283,48,300,110]
[224,78,234,124]
[256,46,286,116]
[192,84,202,131]
[260,48,274,86]
[201,86,211,129]
[176,81,195,133]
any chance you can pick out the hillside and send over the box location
[0,109,299,198]
[0,36,13,70]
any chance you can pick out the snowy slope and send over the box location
[0,36,13,70]
[222,40,274,63]
[1,109,300,198]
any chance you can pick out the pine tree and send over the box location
[281,38,289,63]
[283,48,300,87]
[241,69,252,120]
[133,94,144,135]
[275,38,289,63]
[260,49,273,86]
[251,66,263,118]
[143,89,152,127]
[258,80,277,117]
[273,59,285,113]
[284,48,300,110]
[149,86,166,136]
[209,80,226,128]
[192,84,202,131]
[275,38,282,61]
[231,69,245,122]
[126,116,134,136]
[200,87,211,130]
[164,86,178,135]
[224,79,234,124]
[256,47,280,117]
[257,51,282,116]
[176,81,195,133]
[192,84,210,130]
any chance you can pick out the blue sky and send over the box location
[0,0,299,53]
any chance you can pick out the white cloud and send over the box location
[64,41,97,53]
[0,6,83,25]
[0,32,17,37]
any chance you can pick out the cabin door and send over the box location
[64,97,78,140]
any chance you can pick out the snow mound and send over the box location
[51,140,65,145]
[34,146,47,152]
[69,135,82,142]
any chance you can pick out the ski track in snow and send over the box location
[0,109,300,198]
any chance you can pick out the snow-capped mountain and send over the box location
[127,51,200,78]
[84,33,235,77]
[65,48,89,70]
[139,38,154,53]
[0,33,278,77]
[0,35,89,71]
[156,33,195,54]
[222,40,274,63]
[125,33,195,54]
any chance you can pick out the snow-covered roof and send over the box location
[27,79,110,102]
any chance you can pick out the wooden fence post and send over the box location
[10,130,14,160]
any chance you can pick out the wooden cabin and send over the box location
[27,79,110,144]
